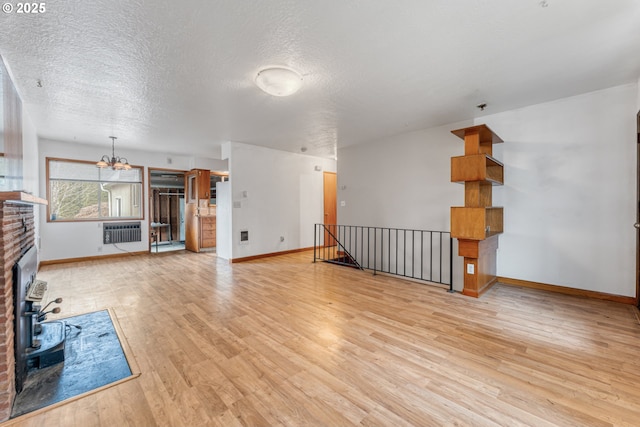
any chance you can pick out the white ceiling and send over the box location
[1,0,639,159]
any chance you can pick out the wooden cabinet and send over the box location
[200,208,216,248]
[197,170,210,200]
[187,169,211,203]
[450,124,504,297]
[185,169,215,253]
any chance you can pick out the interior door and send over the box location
[184,170,199,252]
[323,172,337,246]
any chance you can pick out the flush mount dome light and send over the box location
[255,66,303,97]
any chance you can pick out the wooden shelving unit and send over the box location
[451,154,503,184]
[450,124,504,297]
[451,206,503,240]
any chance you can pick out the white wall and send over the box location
[22,113,38,194]
[637,76,640,110]
[338,121,471,229]
[215,181,232,259]
[22,110,41,250]
[226,142,336,259]
[479,83,637,297]
[337,83,638,297]
[337,121,471,290]
[38,138,227,261]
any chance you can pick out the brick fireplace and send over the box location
[2,52,39,421]
[0,194,43,421]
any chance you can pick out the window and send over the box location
[47,158,143,221]
[187,174,196,203]
[209,172,229,204]
[0,154,5,188]
[114,197,122,217]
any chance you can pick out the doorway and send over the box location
[323,172,337,246]
[183,169,228,253]
[149,168,186,253]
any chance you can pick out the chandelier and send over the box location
[96,136,131,170]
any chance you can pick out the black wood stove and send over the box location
[13,246,65,393]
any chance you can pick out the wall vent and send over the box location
[103,222,142,244]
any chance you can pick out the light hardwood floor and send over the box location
[5,250,640,426]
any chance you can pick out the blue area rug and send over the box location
[11,309,134,418]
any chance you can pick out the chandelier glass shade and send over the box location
[96,136,131,170]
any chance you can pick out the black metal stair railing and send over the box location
[314,224,362,269]
[314,224,454,291]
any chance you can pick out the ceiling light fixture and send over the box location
[96,136,131,170]
[255,66,303,97]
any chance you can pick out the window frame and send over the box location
[46,157,145,223]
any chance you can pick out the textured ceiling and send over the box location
[1,0,639,159]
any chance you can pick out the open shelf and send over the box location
[451,124,504,145]
[451,154,503,185]
[450,206,503,240]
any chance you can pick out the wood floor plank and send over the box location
[189,360,244,408]
[3,249,637,426]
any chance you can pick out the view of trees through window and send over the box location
[48,158,143,221]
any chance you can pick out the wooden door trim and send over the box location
[636,111,640,307]
[148,167,187,252]
[323,172,337,247]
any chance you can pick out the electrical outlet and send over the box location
[466,263,475,275]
